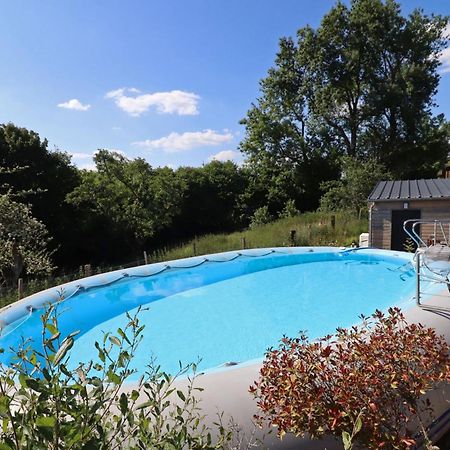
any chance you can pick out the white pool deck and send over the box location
[167,287,450,449]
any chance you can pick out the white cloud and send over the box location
[69,152,92,160]
[440,24,450,74]
[105,87,200,116]
[79,163,97,171]
[208,150,240,162]
[133,129,233,152]
[57,99,91,111]
[69,149,127,164]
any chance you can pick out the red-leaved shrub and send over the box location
[250,308,449,449]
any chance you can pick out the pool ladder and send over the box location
[403,219,450,308]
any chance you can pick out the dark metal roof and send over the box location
[368,179,450,201]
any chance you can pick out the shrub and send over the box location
[250,308,449,449]
[0,303,245,449]
[249,206,273,228]
[279,200,299,219]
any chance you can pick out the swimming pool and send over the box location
[0,247,418,377]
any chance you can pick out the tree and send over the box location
[239,36,340,212]
[240,0,450,210]
[0,195,53,286]
[319,156,391,216]
[173,161,248,238]
[68,150,182,245]
[0,123,81,267]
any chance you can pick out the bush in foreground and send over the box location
[250,308,449,449]
[0,304,252,450]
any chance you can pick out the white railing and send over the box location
[403,219,450,307]
[403,219,450,249]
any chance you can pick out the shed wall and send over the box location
[369,199,450,249]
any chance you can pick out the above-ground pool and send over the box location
[0,247,419,378]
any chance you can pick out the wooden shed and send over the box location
[368,179,450,251]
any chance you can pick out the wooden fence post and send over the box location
[84,264,92,277]
[331,215,336,230]
[143,251,148,265]
[241,237,246,249]
[289,229,297,246]
[18,278,24,300]
[193,242,197,256]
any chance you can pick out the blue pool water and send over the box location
[0,249,417,377]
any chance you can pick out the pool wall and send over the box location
[0,246,413,332]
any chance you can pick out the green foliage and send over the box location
[319,156,391,215]
[0,305,244,449]
[249,206,273,229]
[0,123,81,267]
[279,199,299,219]
[163,211,367,259]
[250,308,450,449]
[240,0,450,211]
[174,160,248,236]
[0,195,53,287]
[67,150,182,242]
[403,238,416,253]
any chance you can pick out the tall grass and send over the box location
[0,211,367,307]
[162,211,367,260]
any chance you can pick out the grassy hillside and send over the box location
[0,211,368,307]
[155,211,368,261]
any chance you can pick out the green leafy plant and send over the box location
[250,308,449,449]
[0,303,249,450]
[249,206,273,229]
[279,200,299,219]
[0,194,53,287]
[403,238,416,253]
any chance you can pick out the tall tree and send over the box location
[240,0,449,211]
[173,160,248,237]
[0,123,81,267]
[68,150,182,246]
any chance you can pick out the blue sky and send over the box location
[1,0,449,170]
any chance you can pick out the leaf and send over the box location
[342,431,352,450]
[119,393,128,414]
[48,332,61,342]
[136,400,154,410]
[354,416,362,434]
[45,323,58,335]
[107,371,121,385]
[177,390,186,402]
[109,336,121,347]
[0,443,13,450]
[36,416,56,428]
[54,336,74,365]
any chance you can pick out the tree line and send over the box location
[1,0,449,287]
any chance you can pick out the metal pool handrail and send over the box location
[403,219,450,248]
[403,219,450,308]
